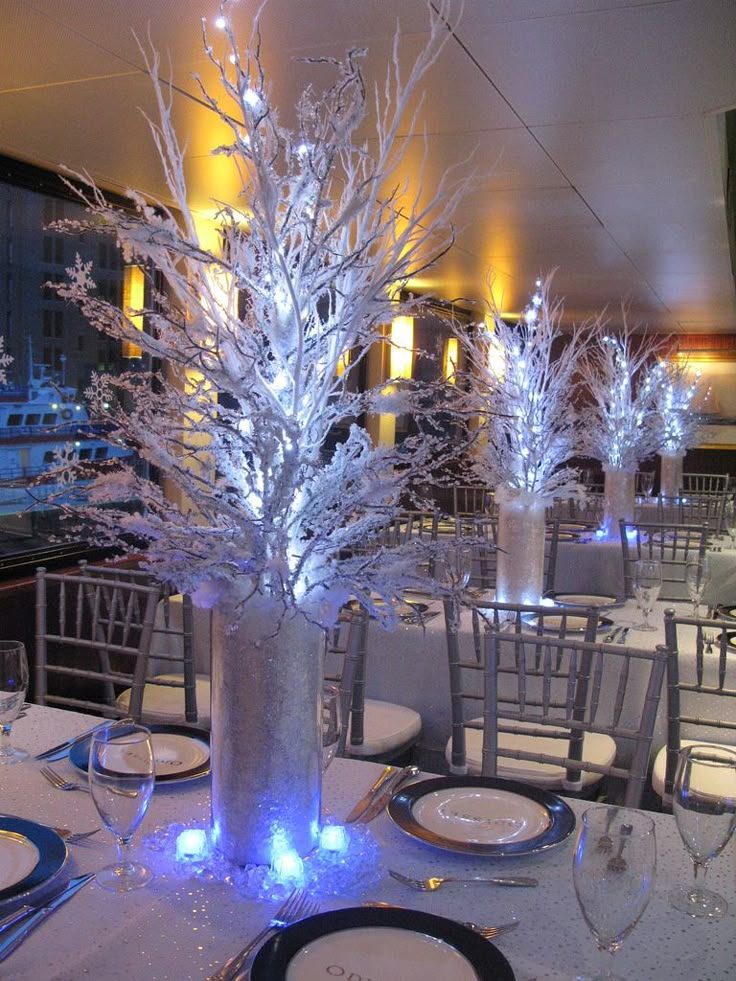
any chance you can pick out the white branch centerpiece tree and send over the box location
[454,277,589,603]
[578,321,667,538]
[649,359,705,497]
[48,2,467,868]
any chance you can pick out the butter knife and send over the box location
[34,723,108,761]
[0,873,94,961]
[344,765,395,823]
[356,764,420,824]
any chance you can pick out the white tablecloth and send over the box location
[3,706,735,980]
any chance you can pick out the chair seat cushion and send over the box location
[651,738,736,798]
[445,718,616,789]
[116,674,211,727]
[346,698,421,757]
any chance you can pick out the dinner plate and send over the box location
[717,606,736,621]
[721,631,736,649]
[250,906,515,981]
[70,724,210,783]
[0,817,67,905]
[550,593,620,609]
[388,775,575,856]
[526,614,614,633]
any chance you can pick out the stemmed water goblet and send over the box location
[631,559,661,631]
[436,543,472,592]
[724,500,736,550]
[88,719,155,891]
[321,683,342,773]
[669,744,736,920]
[685,557,711,617]
[573,806,656,981]
[0,641,29,764]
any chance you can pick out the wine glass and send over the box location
[669,744,736,920]
[0,641,29,764]
[573,806,656,981]
[724,500,736,550]
[88,720,155,891]
[436,543,473,592]
[685,557,711,617]
[321,683,342,773]
[631,559,662,631]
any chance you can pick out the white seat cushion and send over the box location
[116,674,211,727]
[445,718,616,789]
[652,738,736,798]
[346,698,421,757]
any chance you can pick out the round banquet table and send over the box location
[1,705,734,980]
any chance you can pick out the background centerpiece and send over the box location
[578,321,666,539]
[453,278,588,603]
[48,2,466,867]
[648,358,705,497]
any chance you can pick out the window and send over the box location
[0,154,150,575]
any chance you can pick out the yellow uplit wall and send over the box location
[444,336,458,383]
[121,264,144,358]
[390,316,414,379]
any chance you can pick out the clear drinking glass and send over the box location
[669,744,736,920]
[322,683,342,773]
[573,806,656,981]
[89,720,155,891]
[631,559,662,631]
[685,557,711,617]
[725,500,736,550]
[436,543,472,591]
[0,641,29,764]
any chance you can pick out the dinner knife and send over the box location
[0,873,94,961]
[34,723,108,761]
[356,764,420,824]
[344,765,395,823]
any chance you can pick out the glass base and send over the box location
[95,860,153,892]
[669,885,728,920]
[631,622,656,632]
[575,974,626,981]
[0,745,29,764]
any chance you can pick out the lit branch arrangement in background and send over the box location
[44,0,470,623]
[456,276,589,503]
[578,318,668,471]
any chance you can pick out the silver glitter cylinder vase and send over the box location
[659,452,684,499]
[495,489,546,604]
[210,591,322,867]
[602,466,635,539]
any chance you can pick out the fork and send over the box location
[389,869,538,890]
[363,902,519,940]
[208,889,320,981]
[40,766,90,793]
[703,631,715,654]
[59,827,101,845]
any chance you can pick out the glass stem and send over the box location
[116,834,132,869]
[0,723,11,755]
[691,859,707,900]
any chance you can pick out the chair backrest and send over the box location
[656,492,728,536]
[77,562,199,723]
[443,598,601,778]
[444,599,668,807]
[662,607,736,805]
[452,485,495,517]
[544,517,561,595]
[682,473,729,495]
[550,491,604,525]
[324,606,370,756]
[619,519,708,601]
[35,566,160,720]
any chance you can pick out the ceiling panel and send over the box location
[0,0,732,332]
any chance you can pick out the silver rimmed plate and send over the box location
[550,593,621,609]
[388,775,575,856]
[250,906,515,981]
[0,817,67,905]
[69,724,210,784]
[526,614,614,633]
[717,606,736,621]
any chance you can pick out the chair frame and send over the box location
[681,473,729,495]
[619,519,708,601]
[35,566,160,721]
[77,561,199,723]
[661,607,736,806]
[444,598,668,806]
